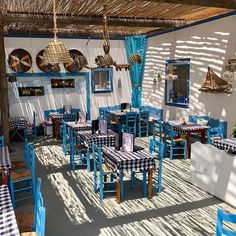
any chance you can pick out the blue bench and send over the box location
[44,108,81,120]
[189,115,227,140]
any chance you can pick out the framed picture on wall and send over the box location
[51,79,75,88]
[18,87,45,96]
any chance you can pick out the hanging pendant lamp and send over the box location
[43,0,71,64]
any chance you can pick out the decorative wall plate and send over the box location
[8,48,32,73]
[36,50,60,73]
[64,49,87,72]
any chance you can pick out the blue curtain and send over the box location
[125,35,147,108]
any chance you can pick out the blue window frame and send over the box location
[165,58,190,108]
[91,67,113,93]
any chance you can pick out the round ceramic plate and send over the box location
[36,50,60,73]
[64,49,87,72]
[8,48,32,73]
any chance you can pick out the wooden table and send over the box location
[169,121,209,158]
[0,146,11,184]
[49,113,64,139]
[0,185,20,235]
[103,146,155,203]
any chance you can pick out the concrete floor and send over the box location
[10,136,236,236]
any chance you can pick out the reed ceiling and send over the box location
[0,0,235,37]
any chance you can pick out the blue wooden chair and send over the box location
[12,138,29,170]
[123,112,137,137]
[16,177,44,235]
[64,113,76,122]
[149,139,164,193]
[164,122,187,160]
[138,111,150,137]
[153,119,164,142]
[69,128,90,172]
[92,143,124,200]
[216,208,236,236]
[0,135,4,147]
[9,144,36,209]
[105,111,120,132]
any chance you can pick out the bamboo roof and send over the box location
[1,0,235,37]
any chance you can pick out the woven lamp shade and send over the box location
[43,39,72,64]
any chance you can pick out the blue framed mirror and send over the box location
[91,67,113,93]
[165,58,190,108]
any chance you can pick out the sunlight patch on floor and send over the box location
[48,172,93,225]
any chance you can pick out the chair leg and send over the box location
[184,141,187,160]
[94,172,97,193]
[99,173,104,200]
[130,171,135,189]
[157,165,162,193]
[120,174,124,199]
[32,178,36,203]
[143,170,147,198]
[9,180,16,209]
[170,145,173,160]
[87,150,90,172]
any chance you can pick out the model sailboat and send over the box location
[199,67,232,93]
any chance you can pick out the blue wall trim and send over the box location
[8,72,91,120]
[4,34,124,41]
[147,10,236,38]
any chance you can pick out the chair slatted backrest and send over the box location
[139,111,150,123]
[216,209,236,236]
[92,143,103,174]
[153,120,163,142]
[29,144,36,199]
[164,122,175,142]
[150,139,164,160]
[64,113,76,122]
[34,177,42,230]
[24,138,30,169]
[0,135,4,147]
[125,112,137,126]
[35,194,46,236]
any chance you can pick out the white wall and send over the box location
[5,37,131,123]
[142,14,236,136]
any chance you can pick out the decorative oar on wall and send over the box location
[199,66,233,94]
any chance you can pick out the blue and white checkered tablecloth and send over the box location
[9,116,31,135]
[0,185,20,236]
[0,146,11,177]
[66,121,92,131]
[168,121,209,135]
[77,130,116,147]
[102,146,155,178]
[212,138,236,153]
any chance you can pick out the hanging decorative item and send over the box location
[199,67,233,94]
[36,50,60,73]
[93,0,141,71]
[223,59,236,83]
[64,49,88,72]
[8,49,32,73]
[43,0,71,64]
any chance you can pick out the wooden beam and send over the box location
[5,28,141,38]
[0,22,9,145]
[142,0,236,9]
[1,13,186,28]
